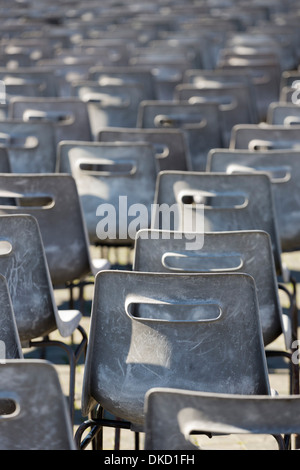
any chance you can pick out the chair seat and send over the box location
[56,309,82,338]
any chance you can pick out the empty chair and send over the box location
[0,120,56,173]
[230,124,300,150]
[182,68,259,122]
[267,103,300,126]
[0,360,76,450]
[207,148,300,253]
[129,48,193,101]
[71,81,146,139]
[9,97,92,146]
[98,127,192,172]
[137,101,222,171]
[57,141,157,247]
[144,388,300,450]
[153,171,282,274]
[75,270,270,449]
[0,273,23,360]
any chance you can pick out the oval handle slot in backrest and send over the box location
[162,252,243,272]
[188,95,237,111]
[126,299,222,322]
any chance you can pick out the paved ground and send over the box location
[24,247,300,450]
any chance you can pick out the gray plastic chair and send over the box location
[230,124,300,151]
[217,58,281,122]
[71,81,146,139]
[133,229,285,347]
[182,68,259,122]
[267,103,300,126]
[207,148,300,253]
[0,120,56,173]
[0,360,76,450]
[133,228,299,394]
[75,270,270,450]
[57,141,157,246]
[144,388,300,450]
[9,97,92,146]
[0,67,58,98]
[153,171,283,274]
[98,127,192,172]
[0,274,23,360]
[174,83,255,147]
[137,101,222,171]
[0,214,88,421]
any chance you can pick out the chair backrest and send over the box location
[280,70,300,91]
[9,97,92,146]
[144,388,300,450]
[82,270,270,428]
[88,65,156,100]
[230,124,300,150]
[0,175,91,287]
[0,67,57,97]
[137,101,222,171]
[0,274,23,359]
[183,69,259,121]
[207,148,300,252]
[0,148,11,172]
[0,120,56,173]
[0,360,75,450]
[267,103,300,126]
[174,83,255,146]
[98,127,192,172]
[217,59,281,121]
[57,141,157,245]
[71,81,147,139]
[133,229,283,346]
[153,171,282,273]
